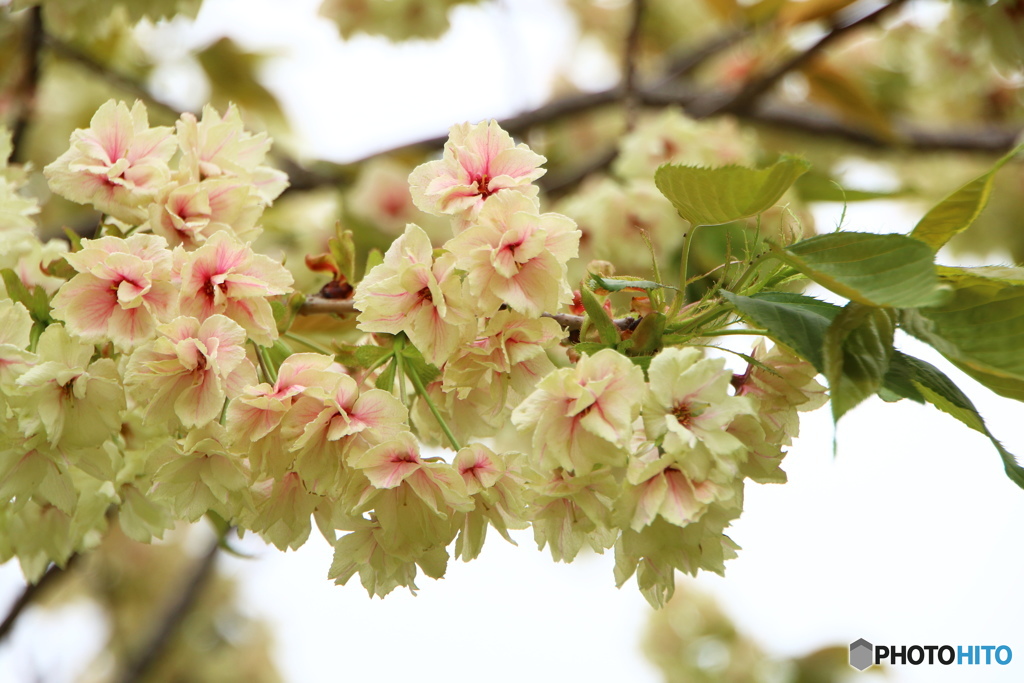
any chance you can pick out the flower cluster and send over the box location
[1,107,828,607]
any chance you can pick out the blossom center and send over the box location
[474,174,493,198]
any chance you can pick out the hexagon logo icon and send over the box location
[849,638,874,671]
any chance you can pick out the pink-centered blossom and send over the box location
[50,234,176,350]
[512,349,646,475]
[353,224,471,366]
[44,100,176,223]
[226,353,345,480]
[177,103,288,204]
[445,191,579,317]
[282,373,407,494]
[175,231,293,345]
[124,314,257,429]
[408,120,546,231]
[148,177,265,249]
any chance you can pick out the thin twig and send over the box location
[36,17,1021,214]
[297,296,639,332]
[705,0,909,117]
[622,0,646,132]
[0,554,78,642]
[116,537,220,683]
[10,5,44,163]
[42,34,187,120]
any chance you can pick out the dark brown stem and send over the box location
[704,0,909,117]
[297,296,640,332]
[42,34,187,120]
[116,538,220,683]
[10,5,44,163]
[0,554,77,642]
[622,0,646,132]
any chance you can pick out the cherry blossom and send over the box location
[175,231,294,346]
[44,100,176,223]
[50,234,176,350]
[124,315,256,428]
[408,120,546,231]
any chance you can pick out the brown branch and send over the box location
[10,5,44,164]
[42,34,188,120]
[298,296,640,332]
[116,537,220,683]
[622,0,646,132]
[704,0,909,117]
[0,554,78,642]
[37,17,1021,211]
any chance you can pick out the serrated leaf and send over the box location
[778,232,945,308]
[910,144,1022,251]
[375,358,397,392]
[400,344,440,387]
[588,273,678,293]
[655,156,809,227]
[823,303,895,420]
[722,290,840,371]
[355,344,393,369]
[901,274,1024,401]
[897,353,1024,490]
[580,286,620,346]
[879,351,925,403]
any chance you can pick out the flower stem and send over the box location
[405,364,461,451]
[282,331,333,356]
[255,344,278,385]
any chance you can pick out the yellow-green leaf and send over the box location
[910,143,1023,251]
[654,156,810,227]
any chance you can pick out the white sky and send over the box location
[3,1,1024,682]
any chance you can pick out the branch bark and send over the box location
[703,0,910,117]
[0,554,78,643]
[297,296,641,332]
[10,5,44,164]
[116,538,220,683]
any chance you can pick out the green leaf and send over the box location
[795,171,909,203]
[362,248,384,282]
[721,291,840,371]
[823,303,895,420]
[588,273,678,293]
[375,358,397,392]
[574,342,607,356]
[355,344,393,369]
[629,313,666,355]
[896,353,1024,490]
[329,224,357,283]
[266,339,293,369]
[580,285,620,346]
[400,344,440,387]
[910,144,1022,251]
[654,156,810,226]
[1,268,50,323]
[901,273,1024,401]
[879,352,925,403]
[777,232,946,308]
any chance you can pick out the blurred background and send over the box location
[1,0,1024,680]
